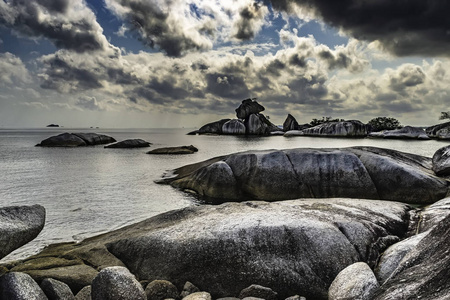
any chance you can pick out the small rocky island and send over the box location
[36,132,116,147]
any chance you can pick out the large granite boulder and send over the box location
[283,114,299,132]
[235,98,265,119]
[104,139,151,148]
[432,145,450,176]
[301,120,369,137]
[158,147,449,204]
[222,119,246,135]
[0,272,48,300]
[40,277,75,300]
[372,213,450,300]
[426,121,450,139]
[36,133,116,147]
[0,205,46,259]
[368,126,429,139]
[191,119,231,135]
[244,114,280,135]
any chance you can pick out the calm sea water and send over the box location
[1,128,449,261]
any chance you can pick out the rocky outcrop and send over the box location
[104,139,151,148]
[36,133,116,147]
[158,146,449,204]
[1,199,412,300]
[426,121,450,139]
[235,98,265,119]
[301,120,369,137]
[368,126,429,139]
[328,262,379,300]
[189,119,231,135]
[0,205,46,259]
[432,145,450,176]
[283,114,299,131]
[245,114,279,135]
[372,213,450,300]
[0,272,48,300]
[147,145,198,155]
[222,120,246,135]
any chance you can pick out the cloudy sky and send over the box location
[1,0,450,128]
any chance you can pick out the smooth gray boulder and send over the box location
[235,98,265,119]
[104,139,151,148]
[374,232,428,284]
[105,199,411,299]
[181,281,200,298]
[416,197,450,233]
[426,121,450,139]
[369,126,429,139]
[301,120,369,137]
[91,266,145,300]
[0,205,46,259]
[183,292,212,300]
[244,114,279,135]
[283,114,299,131]
[147,145,198,155]
[158,146,449,204]
[432,145,450,176]
[239,284,277,300]
[328,262,379,300]
[195,119,231,135]
[373,213,450,300]
[145,279,179,300]
[222,119,246,135]
[283,130,305,137]
[41,277,75,300]
[0,272,48,300]
[36,133,116,147]
[74,285,91,300]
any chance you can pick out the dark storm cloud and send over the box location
[233,2,267,40]
[265,59,286,76]
[0,0,108,52]
[271,0,450,57]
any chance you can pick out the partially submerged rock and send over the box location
[36,133,116,147]
[158,146,449,204]
[147,145,198,155]
[0,205,46,259]
[432,145,450,176]
[104,139,151,148]
[301,120,369,137]
[368,126,429,140]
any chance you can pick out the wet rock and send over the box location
[91,266,145,300]
[147,145,198,155]
[432,145,450,176]
[0,204,46,259]
[0,272,48,300]
[41,278,75,300]
[328,262,379,300]
[104,139,151,148]
[145,279,179,300]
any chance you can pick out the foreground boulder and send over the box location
[0,272,48,300]
[1,199,412,300]
[368,126,429,140]
[91,266,145,300]
[36,133,116,147]
[0,205,45,259]
[300,120,369,137]
[104,139,151,148]
[147,145,198,155]
[432,145,450,176]
[158,146,449,204]
[372,213,450,300]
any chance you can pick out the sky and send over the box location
[1,0,450,128]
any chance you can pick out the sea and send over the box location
[1,127,449,262]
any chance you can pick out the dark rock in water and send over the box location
[196,119,231,135]
[36,133,116,147]
[244,114,279,135]
[0,272,48,300]
[235,98,265,119]
[372,213,450,300]
[222,119,246,135]
[41,278,75,300]
[104,139,151,148]
[328,262,379,300]
[0,205,45,259]
[368,126,429,139]
[147,145,198,155]
[159,146,449,204]
[145,280,179,300]
[426,121,450,139]
[92,266,146,300]
[46,124,59,127]
[105,199,411,299]
[432,145,450,176]
[301,120,369,137]
[283,114,299,132]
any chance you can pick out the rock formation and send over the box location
[158,146,449,204]
[36,133,116,147]
[235,98,265,119]
[222,119,246,135]
[432,145,450,176]
[104,139,151,148]
[283,114,299,132]
[426,121,450,139]
[0,205,46,259]
[368,126,429,139]
[300,120,369,137]
[147,145,198,155]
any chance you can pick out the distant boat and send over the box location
[46,124,60,127]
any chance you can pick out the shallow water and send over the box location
[0,128,448,261]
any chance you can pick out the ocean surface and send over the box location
[1,127,449,261]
